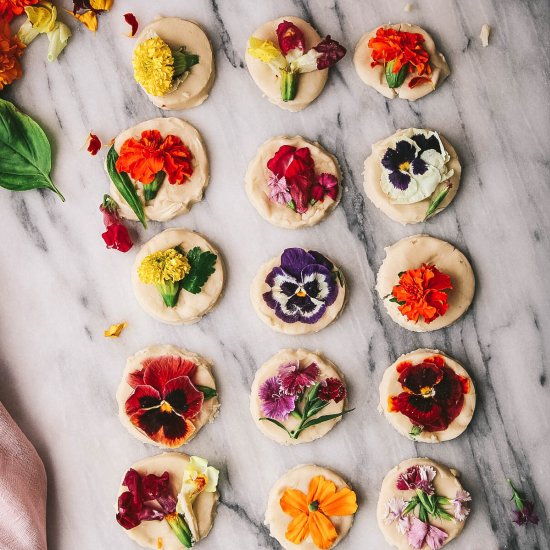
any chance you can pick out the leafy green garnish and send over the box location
[385,60,408,88]
[425,181,453,221]
[106,146,147,228]
[409,425,423,438]
[181,247,217,294]
[0,98,64,201]
[195,384,217,400]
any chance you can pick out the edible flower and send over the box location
[380,130,453,205]
[383,497,411,534]
[99,194,133,252]
[258,375,296,421]
[263,248,340,325]
[396,465,436,495]
[391,264,452,324]
[17,1,71,62]
[116,469,194,548]
[280,475,357,549]
[279,361,319,394]
[406,516,448,550]
[368,27,431,89]
[133,35,199,97]
[115,129,194,200]
[86,132,102,155]
[318,378,346,403]
[138,248,191,307]
[0,0,38,22]
[67,9,97,32]
[508,479,539,526]
[124,12,138,37]
[451,489,471,521]
[247,20,345,102]
[125,355,206,447]
[388,355,470,434]
[0,19,25,90]
[68,0,111,32]
[267,145,339,214]
[104,322,127,338]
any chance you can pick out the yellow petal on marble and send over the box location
[67,10,98,32]
[104,322,127,338]
[90,0,113,11]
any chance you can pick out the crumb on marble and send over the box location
[404,2,413,11]
[480,24,491,47]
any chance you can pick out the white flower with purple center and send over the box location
[452,489,471,521]
[384,497,411,534]
[263,248,339,324]
[380,130,454,204]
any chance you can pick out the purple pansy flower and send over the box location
[407,517,448,550]
[258,376,296,420]
[396,465,437,495]
[278,361,319,395]
[263,248,339,324]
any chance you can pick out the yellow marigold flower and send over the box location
[138,248,190,285]
[133,37,174,97]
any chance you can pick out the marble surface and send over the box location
[1,0,549,549]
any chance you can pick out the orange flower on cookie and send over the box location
[0,19,25,90]
[280,475,357,549]
[0,0,38,22]
[391,264,452,324]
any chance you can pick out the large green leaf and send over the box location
[0,98,64,201]
[181,247,217,294]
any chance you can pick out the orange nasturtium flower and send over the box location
[0,0,39,22]
[280,476,358,550]
[391,264,452,324]
[0,19,25,90]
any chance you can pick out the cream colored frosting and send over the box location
[265,464,355,550]
[354,24,450,100]
[135,18,215,110]
[132,229,224,325]
[245,16,328,112]
[364,129,460,224]
[245,135,342,228]
[250,251,346,335]
[377,458,467,550]
[376,235,475,332]
[116,453,218,550]
[108,118,209,222]
[378,348,475,443]
[116,345,219,448]
[250,349,347,445]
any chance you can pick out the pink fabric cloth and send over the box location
[0,402,47,550]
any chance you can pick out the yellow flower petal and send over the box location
[90,0,113,11]
[25,2,57,33]
[247,36,282,62]
[104,322,127,338]
[67,10,98,32]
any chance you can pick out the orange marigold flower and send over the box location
[0,19,25,90]
[280,476,357,549]
[0,0,38,22]
[115,129,194,186]
[368,27,431,76]
[391,264,452,324]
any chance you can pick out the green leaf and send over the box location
[195,384,217,400]
[403,496,419,515]
[0,98,64,201]
[300,408,355,431]
[143,170,165,201]
[259,417,292,437]
[385,60,408,88]
[181,247,217,294]
[106,146,147,228]
[424,181,452,220]
[409,425,423,438]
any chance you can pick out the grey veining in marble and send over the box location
[1,1,549,549]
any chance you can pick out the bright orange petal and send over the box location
[308,476,336,506]
[280,488,308,517]
[285,512,309,544]
[308,511,338,550]
[319,487,358,516]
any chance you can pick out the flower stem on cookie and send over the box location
[165,513,193,548]
[425,181,452,220]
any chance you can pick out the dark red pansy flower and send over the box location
[125,355,203,447]
[318,377,347,403]
[276,20,305,58]
[124,12,138,37]
[116,468,177,530]
[388,355,469,432]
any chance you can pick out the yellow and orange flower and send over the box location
[0,19,25,90]
[0,0,38,22]
[391,264,452,324]
[280,476,357,550]
[368,27,431,76]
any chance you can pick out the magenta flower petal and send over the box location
[318,377,346,403]
[396,465,436,495]
[259,376,296,420]
[278,361,319,395]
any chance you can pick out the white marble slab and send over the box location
[1,0,549,549]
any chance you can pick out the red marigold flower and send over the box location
[125,355,204,447]
[0,18,25,90]
[368,27,431,76]
[0,0,38,22]
[86,132,102,155]
[389,356,469,432]
[391,264,452,324]
[311,173,339,202]
[115,129,194,186]
[318,377,347,403]
[276,20,305,60]
[124,12,138,37]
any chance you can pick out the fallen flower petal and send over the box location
[408,76,432,89]
[508,479,539,526]
[124,12,138,37]
[67,9,97,32]
[86,132,102,155]
[104,322,127,338]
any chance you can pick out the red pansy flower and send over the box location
[318,377,347,403]
[389,355,470,432]
[125,355,204,447]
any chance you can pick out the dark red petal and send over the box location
[102,223,133,252]
[392,392,444,430]
[142,356,197,391]
[163,376,204,418]
[288,174,314,214]
[116,491,141,529]
[141,471,170,501]
[128,369,145,388]
[267,145,298,178]
[128,408,165,438]
[276,20,305,56]
[155,417,196,448]
[125,386,161,415]
[408,76,432,89]
[398,362,443,394]
[87,133,101,155]
[124,12,138,37]
[311,183,325,202]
